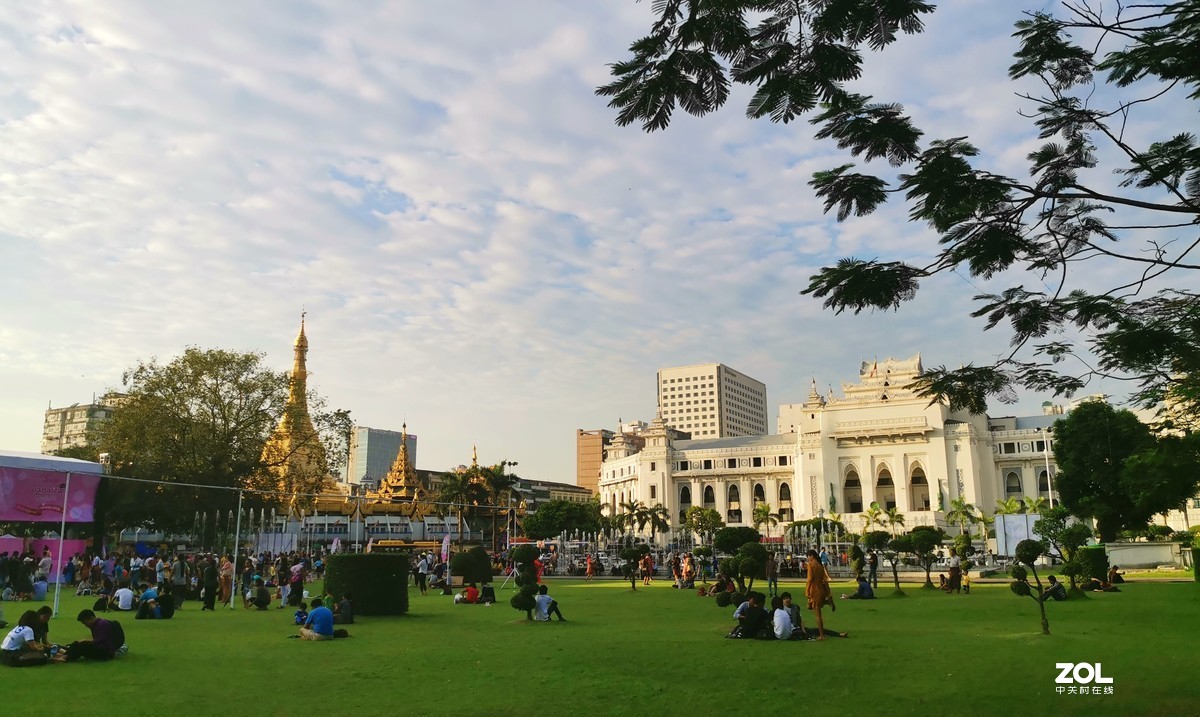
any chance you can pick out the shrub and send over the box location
[1009,539,1050,635]
[693,546,713,559]
[510,584,538,620]
[713,526,761,555]
[1077,545,1109,581]
[509,544,540,590]
[450,546,493,585]
[729,592,746,607]
[324,553,409,616]
[714,591,733,608]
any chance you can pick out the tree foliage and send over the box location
[1009,539,1051,635]
[906,526,946,588]
[91,347,347,537]
[601,1,1200,416]
[713,526,761,555]
[683,506,725,545]
[1052,400,1200,540]
[521,499,601,540]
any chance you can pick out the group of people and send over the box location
[2,607,127,667]
[729,591,848,641]
[0,550,54,601]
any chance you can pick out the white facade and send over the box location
[657,363,768,438]
[604,355,1067,543]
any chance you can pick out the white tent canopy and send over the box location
[0,449,104,474]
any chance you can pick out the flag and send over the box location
[441,533,450,563]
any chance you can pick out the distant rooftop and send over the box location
[673,434,797,451]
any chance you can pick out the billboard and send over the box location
[0,468,101,523]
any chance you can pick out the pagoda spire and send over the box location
[377,423,424,502]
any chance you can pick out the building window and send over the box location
[703,459,713,470]
[1192,498,1200,509]
[779,455,789,466]
[752,457,762,468]
[650,462,656,471]
[679,460,689,471]
[650,485,657,500]
[1006,472,1022,496]
[726,458,737,469]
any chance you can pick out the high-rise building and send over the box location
[344,425,418,488]
[41,393,126,454]
[657,363,768,437]
[575,429,613,494]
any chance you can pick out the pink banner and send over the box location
[0,468,100,523]
[28,538,90,582]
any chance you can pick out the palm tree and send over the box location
[994,497,1023,515]
[973,510,994,557]
[619,500,650,537]
[752,502,780,538]
[946,497,976,537]
[647,503,672,544]
[861,503,884,536]
[884,507,906,537]
[482,463,519,551]
[1023,496,1048,514]
[436,469,487,547]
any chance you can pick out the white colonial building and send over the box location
[600,355,1065,540]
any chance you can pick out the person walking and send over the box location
[201,556,218,611]
[766,553,779,597]
[867,550,879,589]
[805,549,834,640]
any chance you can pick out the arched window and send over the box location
[909,465,930,511]
[779,483,792,502]
[844,469,863,513]
[876,467,896,510]
[728,484,740,504]
[703,485,716,506]
[1005,472,1022,496]
[680,485,692,505]
[753,483,766,504]
[1038,470,1050,494]
[844,470,861,487]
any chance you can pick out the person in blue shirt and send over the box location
[843,576,875,600]
[300,598,334,640]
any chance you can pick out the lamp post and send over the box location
[1040,427,1056,508]
[817,508,825,552]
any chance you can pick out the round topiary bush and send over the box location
[730,592,746,607]
[451,546,494,585]
[324,553,410,616]
[510,583,538,620]
[714,591,733,608]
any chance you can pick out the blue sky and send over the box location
[0,1,1190,483]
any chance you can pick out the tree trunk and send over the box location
[891,560,904,594]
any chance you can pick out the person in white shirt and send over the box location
[111,584,136,611]
[415,556,429,596]
[1,611,49,667]
[770,596,804,640]
[532,585,565,622]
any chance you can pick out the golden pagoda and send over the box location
[373,424,428,504]
[262,313,330,513]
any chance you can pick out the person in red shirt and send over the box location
[455,583,480,604]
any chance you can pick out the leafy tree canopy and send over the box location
[714,526,762,554]
[601,1,1200,416]
[91,347,348,534]
[521,499,601,540]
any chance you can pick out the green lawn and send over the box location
[7,577,1198,716]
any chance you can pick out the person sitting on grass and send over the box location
[293,601,309,626]
[454,583,480,605]
[1107,565,1125,584]
[779,592,849,639]
[33,606,52,645]
[727,593,769,639]
[937,574,948,591]
[300,598,334,641]
[110,582,136,612]
[770,596,805,640]
[1082,577,1120,593]
[1,610,50,667]
[56,610,123,663]
[334,593,354,624]
[533,584,565,622]
[244,578,271,611]
[841,576,875,600]
[1042,575,1068,602]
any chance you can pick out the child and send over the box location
[962,572,971,594]
[293,600,309,626]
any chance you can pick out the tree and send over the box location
[885,535,912,596]
[618,500,650,536]
[508,544,541,619]
[602,2,1200,417]
[945,497,975,537]
[719,541,768,594]
[1060,402,1161,541]
[906,526,946,589]
[436,469,487,547]
[713,526,761,556]
[481,463,520,552]
[619,543,651,591]
[751,502,780,538]
[646,503,672,544]
[1009,539,1051,635]
[521,499,600,541]
[91,347,346,541]
[1023,496,1048,514]
[994,497,1024,515]
[884,506,906,537]
[1034,505,1094,595]
[683,506,725,546]
[861,503,884,536]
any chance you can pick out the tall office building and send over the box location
[575,429,613,495]
[343,425,418,487]
[657,363,768,437]
[41,393,127,454]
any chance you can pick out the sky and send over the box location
[1,1,1192,484]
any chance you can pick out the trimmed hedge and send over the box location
[324,553,410,616]
[1077,545,1109,581]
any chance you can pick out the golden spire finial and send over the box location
[471,443,478,466]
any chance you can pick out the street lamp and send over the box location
[1040,428,1055,508]
[817,508,825,551]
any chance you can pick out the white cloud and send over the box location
[0,1,1190,482]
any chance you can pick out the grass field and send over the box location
[6,577,1199,716]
